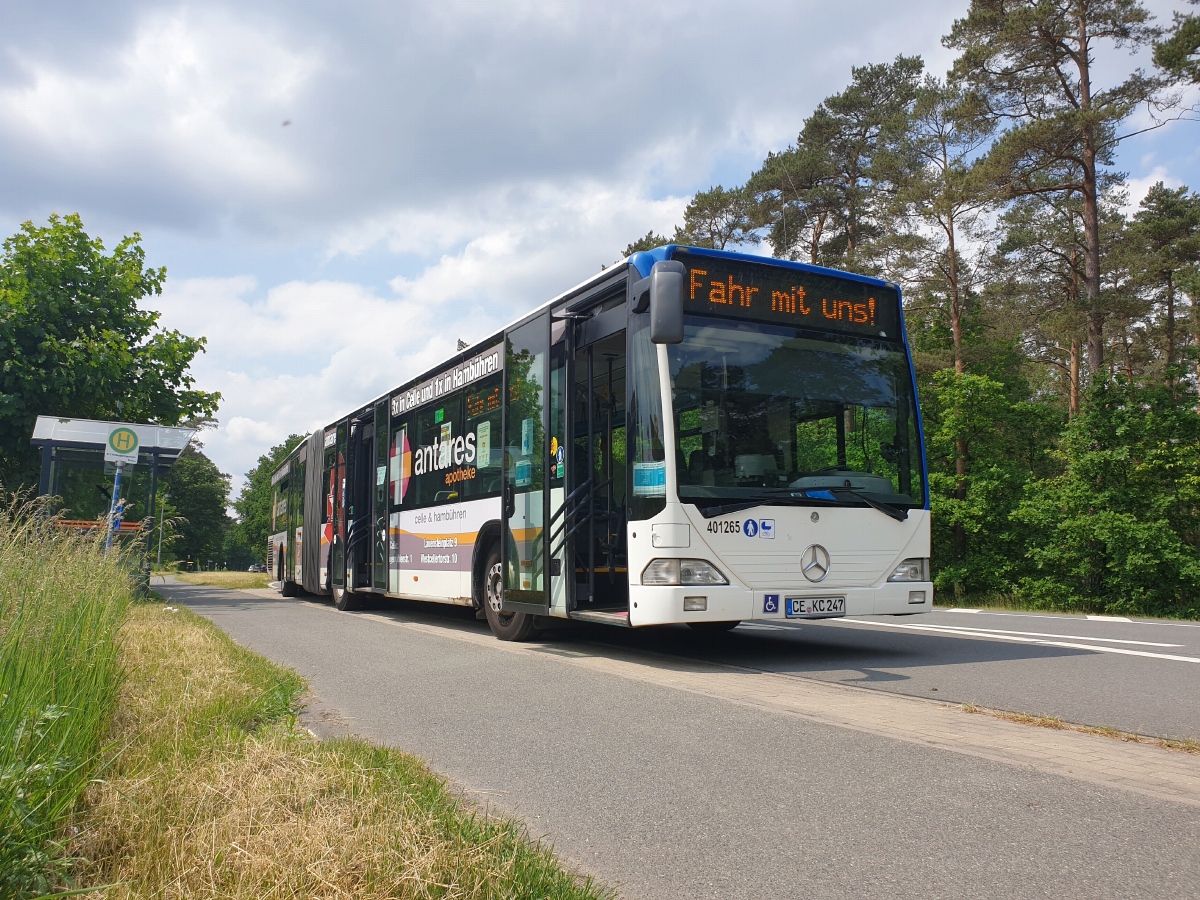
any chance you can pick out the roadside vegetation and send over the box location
[171,570,272,590]
[625,2,1200,619]
[1,500,606,898]
[0,499,129,898]
[73,600,610,899]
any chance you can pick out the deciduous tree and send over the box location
[0,214,220,489]
[232,434,306,561]
[167,444,230,567]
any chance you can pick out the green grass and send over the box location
[173,570,271,590]
[70,600,612,898]
[0,498,130,899]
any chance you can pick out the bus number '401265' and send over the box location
[706,520,741,534]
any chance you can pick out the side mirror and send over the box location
[649,260,686,344]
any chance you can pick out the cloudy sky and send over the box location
[2,0,1196,495]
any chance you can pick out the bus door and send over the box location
[559,306,629,613]
[501,312,552,616]
[344,417,374,591]
[372,400,388,590]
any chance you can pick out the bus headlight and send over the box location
[642,558,729,586]
[887,558,929,582]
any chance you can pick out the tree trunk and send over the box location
[948,213,965,376]
[945,208,968,562]
[1069,339,1080,418]
[1166,270,1175,371]
[811,212,826,266]
[1078,9,1105,375]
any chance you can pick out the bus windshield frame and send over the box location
[665,309,926,515]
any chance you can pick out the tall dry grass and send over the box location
[0,497,130,898]
[73,602,611,899]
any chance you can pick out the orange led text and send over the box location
[690,268,759,308]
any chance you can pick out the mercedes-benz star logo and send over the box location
[801,544,831,583]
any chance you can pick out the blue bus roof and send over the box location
[627,245,900,292]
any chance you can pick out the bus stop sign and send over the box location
[105,426,140,465]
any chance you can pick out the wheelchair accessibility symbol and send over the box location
[763,593,779,614]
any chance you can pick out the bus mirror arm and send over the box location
[649,261,685,344]
[503,483,515,519]
[630,276,650,313]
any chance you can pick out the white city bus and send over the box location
[268,245,932,640]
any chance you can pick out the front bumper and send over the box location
[628,581,933,626]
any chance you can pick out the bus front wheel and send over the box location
[482,546,537,641]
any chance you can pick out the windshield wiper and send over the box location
[694,493,838,519]
[693,488,909,521]
[826,486,909,521]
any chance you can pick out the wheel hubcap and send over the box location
[487,561,504,613]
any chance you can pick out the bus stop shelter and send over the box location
[30,417,196,581]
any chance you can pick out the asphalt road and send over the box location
[162,582,1200,900]
[585,608,1200,742]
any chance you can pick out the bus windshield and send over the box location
[668,316,924,511]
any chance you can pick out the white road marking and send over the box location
[1087,614,1132,622]
[943,608,1200,627]
[840,619,1200,663]
[855,622,1183,648]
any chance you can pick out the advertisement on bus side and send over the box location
[387,497,499,592]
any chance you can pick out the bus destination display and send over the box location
[677,251,900,340]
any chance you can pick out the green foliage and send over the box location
[0,214,220,489]
[166,444,231,566]
[672,185,757,250]
[232,434,306,562]
[1013,377,1200,616]
[1154,0,1200,83]
[622,7,1199,614]
[922,370,1061,595]
[622,231,672,257]
[0,498,129,898]
[748,55,924,271]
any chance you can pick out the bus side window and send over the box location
[462,372,503,499]
[410,394,464,506]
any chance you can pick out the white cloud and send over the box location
[0,7,321,227]
[1122,165,1186,215]
[158,178,691,490]
[6,0,1197,495]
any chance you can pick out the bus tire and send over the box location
[332,581,362,612]
[687,620,740,634]
[482,545,537,641]
[279,556,298,597]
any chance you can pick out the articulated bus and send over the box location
[267,246,932,640]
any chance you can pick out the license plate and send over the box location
[785,596,845,618]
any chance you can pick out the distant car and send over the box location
[248,563,267,573]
